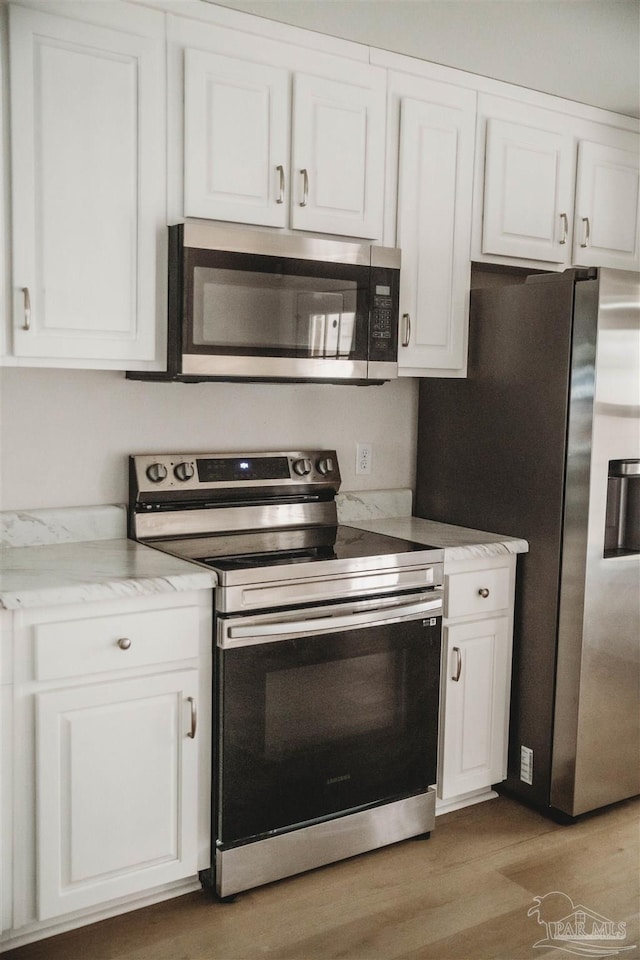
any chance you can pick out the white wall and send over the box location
[0,368,417,509]
[207,0,640,118]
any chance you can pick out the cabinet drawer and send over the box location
[445,566,511,619]
[34,606,200,681]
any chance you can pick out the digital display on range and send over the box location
[196,457,291,482]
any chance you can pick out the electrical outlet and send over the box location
[520,745,533,785]
[356,443,373,475]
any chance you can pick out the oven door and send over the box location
[215,590,442,847]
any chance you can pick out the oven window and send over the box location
[216,617,441,846]
[265,650,404,757]
[184,250,369,360]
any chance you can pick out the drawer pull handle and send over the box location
[478,588,490,598]
[452,646,462,682]
[187,697,197,739]
[117,637,132,650]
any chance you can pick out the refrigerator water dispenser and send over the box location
[605,459,640,556]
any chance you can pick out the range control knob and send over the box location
[174,461,195,482]
[292,458,312,476]
[317,457,335,476]
[146,462,168,484]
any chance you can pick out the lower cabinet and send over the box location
[4,591,212,943]
[437,555,516,808]
[36,669,200,919]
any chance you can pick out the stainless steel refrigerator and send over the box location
[415,267,640,819]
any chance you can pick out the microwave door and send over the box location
[297,292,345,358]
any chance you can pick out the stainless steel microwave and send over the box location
[143,221,400,384]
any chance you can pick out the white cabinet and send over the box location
[173,16,385,239]
[388,73,476,376]
[184,50,289,228]
[36,669,199,919]
[7,2,166,368]
[475,95,640,271]
[8,592,211,937]
[437,556,516,807]
[573,140,640,270]
[481,114,575,263]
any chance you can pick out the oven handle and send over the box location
[221,594,442,648]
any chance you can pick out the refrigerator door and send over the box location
[417,271,580,810]
[417,268,640,817]
[552,269,640,815]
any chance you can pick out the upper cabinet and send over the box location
[2,1,638,374]
[7,3,166,368]
[183,51,289,228]
[573,141,640,270]
[386,71,476,376]
[481,112,575,263]
[173,16,386,239]
[473,95,640,271]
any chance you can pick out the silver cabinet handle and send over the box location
[187,697,197,739]
[478,587,490,599]
[559,212,568,245]
[276,164,285,205]
[580,217,591,248]
[22,287,31,331]
[452,646,462,682]
[117,637,132,650]
[300,168,309,207]
[402,313,411,348]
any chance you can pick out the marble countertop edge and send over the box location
[343,517,529,559]
[0,539,217,611]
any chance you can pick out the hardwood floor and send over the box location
[4,795,639,960]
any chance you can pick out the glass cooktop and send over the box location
[192,525,439,572]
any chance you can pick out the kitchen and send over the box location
[1,0,639,957]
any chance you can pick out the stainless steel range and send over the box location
[129,450,443,899]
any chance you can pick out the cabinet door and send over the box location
[573,140,640,270]
[9,5,164,365]
[438,617,510,800]
[397,95,475,373]
[36,670,199,920]
[482,117,574,263]
[291,71,385,238]
[184,49,289,227]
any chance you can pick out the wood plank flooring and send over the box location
[3,795,639,960]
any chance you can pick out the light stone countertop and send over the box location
[344,517,529,561]
[0,539,217,610]
[0,499,528,611]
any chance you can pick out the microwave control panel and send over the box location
[369,273,399,360]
